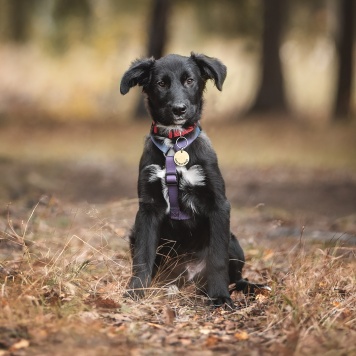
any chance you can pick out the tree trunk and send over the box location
[248,0,287,116]
[0,0,30,43]
[333,0,354,121]
[135,0,172,119]
[147,0,171,59]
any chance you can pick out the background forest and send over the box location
[0,1,355,355]
[0,0,355,123]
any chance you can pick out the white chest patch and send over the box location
[146,164,170,213]
[147,164,166,182]
[177,165,205,188]
[145,163,206,214]
[186,260,206,281]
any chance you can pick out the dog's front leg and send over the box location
[206,202,234,308]
[125,208,161,300]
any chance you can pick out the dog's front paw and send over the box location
[209,296,235,309]
[123,288,145,301]
[123,276,149,300]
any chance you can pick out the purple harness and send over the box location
[150,125,201,220]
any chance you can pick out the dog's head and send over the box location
[120,53,227,127]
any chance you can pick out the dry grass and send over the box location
[1,199,355,355]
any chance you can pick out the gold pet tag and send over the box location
[174,150,190,166]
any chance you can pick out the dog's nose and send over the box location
[172,103,187,116]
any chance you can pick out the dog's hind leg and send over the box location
[228,233,245,283]
[228,233,271,295]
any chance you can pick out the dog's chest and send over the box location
[145,163,206,214]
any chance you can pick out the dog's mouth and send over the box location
[173,116,187,126]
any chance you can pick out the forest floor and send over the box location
[0,119,355,355]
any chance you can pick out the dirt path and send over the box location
[2,159,355,217]
[1,158,356,246]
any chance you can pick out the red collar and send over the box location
[151,121,197,139]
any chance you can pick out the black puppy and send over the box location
[120,53,267,307]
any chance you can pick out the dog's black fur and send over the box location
[120,53,265,307]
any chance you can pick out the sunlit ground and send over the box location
[1,32,356,356]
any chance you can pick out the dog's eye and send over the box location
[186,78,194,85]
[157,81,166,87]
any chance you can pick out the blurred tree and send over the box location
[52,0,93,52]
[0,0,33,43]
[248,0,288,116]
[288,0,327,37]
[332,0,354,121]
[147,0,172,59]
[135,0,172,119]
[193,0,261,39]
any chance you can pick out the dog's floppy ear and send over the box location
[120,57,155,95]
[190,52,227,91]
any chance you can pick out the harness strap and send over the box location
[165,154,191,220]
[150,124,201,220]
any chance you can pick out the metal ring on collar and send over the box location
[175,136,188,150]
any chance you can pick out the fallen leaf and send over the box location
[10,339,30,351]
[79,311,100,322]
[342,308,352,318]
[101,313,132,323]
[3,304,12,317]
[234,331,249,341]
[255,286,272,298]
[177,322,189,329]
[200,328,211,335]
[147,323,166,330]
[205,335,220,347]
[256,294,268,303]
[213,317,224,324]
[224,321,236,332]
[116,324,127,332]
[29,328,48,343]
[263,249,275,260]
[87,296,120,309]
[180,338,192,346]
[163,305,176,325]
